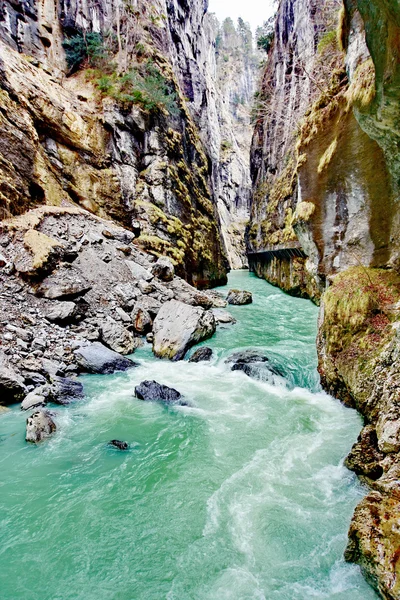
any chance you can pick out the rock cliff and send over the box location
[0,0,232,288]
[249,0,400,597]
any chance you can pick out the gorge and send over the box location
[1,0,400,598]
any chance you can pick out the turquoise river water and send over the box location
[0,271,377,600]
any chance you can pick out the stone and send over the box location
[36,281,91,300]
[226,289,253,305]
[134,380,187,406]
[226,351,285,380]
[49,376,84,405]
[152,299,216,361]
[125,260,153,282]
[189,347,213,362]
[131,307,152,334]
[376,416,400,453]
[102,228,134,244]
[135,296,162,318]
[151,256,175,282]
[21,391,47,411]
[6,324,33,342]
[100,317,137,355]
[212,309,237,324]
[0,351,27,404]
[108,440,129,450]
[74,342,136,374]
[113,283,137,310]
[41,358,64,378]
[115,307,131,324]
[26,410,56,443]
[45,301,77,324]
[138,280,155,294]
[344,425,385,480]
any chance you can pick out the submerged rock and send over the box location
[108,440,129,450]
[226,351,285,381]
[74,342,137,374]
[152,299,216,361]
[134,380,187,406]
[189,347,213,363]
[226,289,252,305]
[26,410,56,443]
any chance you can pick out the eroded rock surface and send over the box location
[26,410,56,443]
[134,380,186,406]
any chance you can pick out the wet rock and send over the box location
[21,391,47,411]
[212,309,237,324]
[26,410,56,443]
[125,260,153,282]
[151,256,175,282]
[189,347,213,362]
[49,376,84,405]
[345,425,385,480]
[135,380,187,405]
[108,439,129,450]
[0,351,27,404]
[152,299,216,361]
[100,317,137,355]
[345,491,400,599]
[226,289,253,305]
[226,351,285,380]
[131,306,152,334]
[74,342,137,374]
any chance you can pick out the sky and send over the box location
[208,0,276,32]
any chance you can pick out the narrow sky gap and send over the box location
[208,0,276,32]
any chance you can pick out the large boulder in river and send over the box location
[26,410,56,443]
[100,317,137,355]
[134,380,187,406]
[226,289,253,305]
[74,342,137,374]
[50,377,84,405]
[152,300,216,360]
[0,351,27,405]
[151,256,175,282]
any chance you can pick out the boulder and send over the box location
[135,296,162,318]
[45,301,77,324]
[125,260,153,282]
[0,351,27,404]
[26,410,56,443]
[108,440,129,450]
[100,317,137,355]
[226,351,285,381]
[151,257,175,282]
[189,347,213,363]
[212,309,237,324]
[49,376,84,405]
[21,391,47,411]
[134,380,187,406]
[131,306,152,334]
[376,416,400,453]
[226,289,253,305]
[152,299,216,360]
[74,342,137,374]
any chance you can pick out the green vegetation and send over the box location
[256,16,275,53]
[317,30,337,55]
[63,32,108,71]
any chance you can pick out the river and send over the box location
[0,271,377,599]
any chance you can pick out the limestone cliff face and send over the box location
[0,0,229,288]
[248,0,398,302]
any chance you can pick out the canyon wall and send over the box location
[249,0,400,597]
[0,0,233,287]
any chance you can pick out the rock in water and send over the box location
[189,347,213,362]
[134,380,187,405]
[50,377,84,405]
[0,351,27,404]
[100,317,137,355]
[26,410,56,443]
[212,309,237,324]
[226,289,253,305]
[21,391,47,411]
[74,342,137,374]
[151,256,175,282]
[108,440,129,450]
[152,299,216,360]
[226,351,285,381]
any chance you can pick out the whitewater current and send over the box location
[0,271,377,599]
